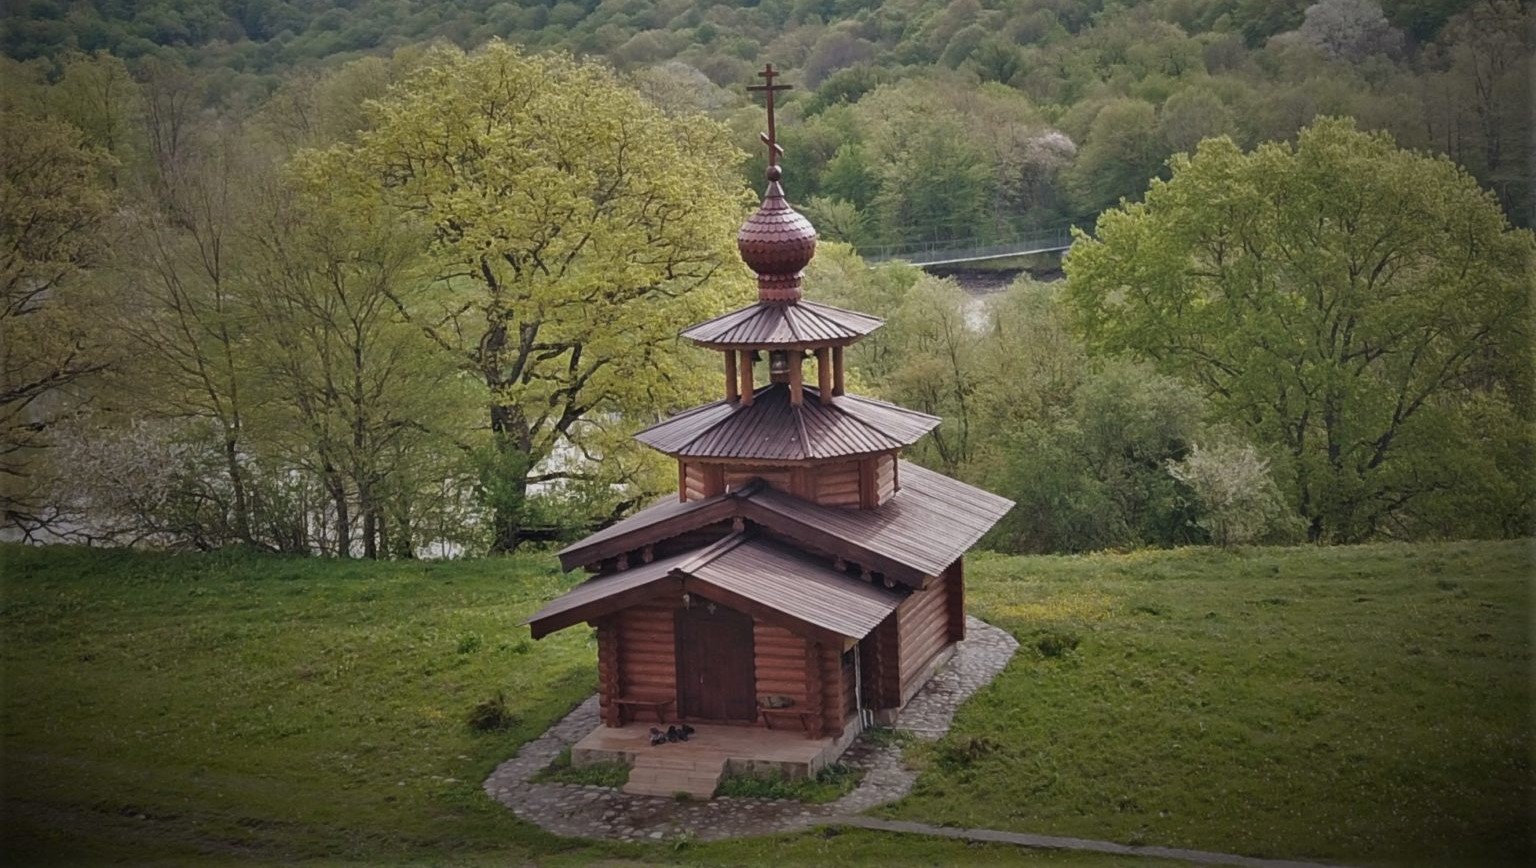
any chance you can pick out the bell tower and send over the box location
[635,65,939,509]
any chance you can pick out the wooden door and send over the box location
[675,601,757,722]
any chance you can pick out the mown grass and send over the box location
[1,540,1529,866]
[888,540,1534,866]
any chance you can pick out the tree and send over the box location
[299,42,751,551]
[0,113,114,535]
[1168,442,1300,548]
[1066,98,1165,216]
[1066,118,1533,542]
[1297,0,1405,63]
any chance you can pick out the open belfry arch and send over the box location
[525,64,1013,788]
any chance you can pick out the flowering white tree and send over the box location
[1298,0,1405,63]
[1168,443,1300,548]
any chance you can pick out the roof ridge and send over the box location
[675,390,760,451]
[672,529,750,575]
[821,395,903,448]
[838,390,943,422]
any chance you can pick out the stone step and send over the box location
[629,752,725,771]
[623,755,725,799]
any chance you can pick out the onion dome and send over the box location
[737,165,817,303]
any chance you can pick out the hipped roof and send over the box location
[556,460,1014,588]
[634,384,939,462]
[526,533,906,643]
[680,299,883,348]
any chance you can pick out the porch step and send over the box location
[623,754,727,799]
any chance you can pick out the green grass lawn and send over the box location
[891,541,1534,866]
[1,540,1529,865]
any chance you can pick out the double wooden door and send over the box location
[674,601,757,722]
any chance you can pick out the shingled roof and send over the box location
[528,532,906,643]
[556,460,1014,588]
[680,299,883,347]
[633,384,939,461]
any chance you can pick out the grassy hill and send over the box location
[1,540,1529,865]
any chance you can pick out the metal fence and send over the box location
[862,223,1079,266]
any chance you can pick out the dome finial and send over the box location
[739,63,817,304]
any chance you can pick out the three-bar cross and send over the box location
[747,63,793,168]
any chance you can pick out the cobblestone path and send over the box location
[483,615,1019,842]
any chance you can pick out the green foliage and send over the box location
[297,42,753,551]
[0,111,115,528]
[1066,118,1534,543]
[716,762,862,803]
[531,747,631,788]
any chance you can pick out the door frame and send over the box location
[674,599,757,722]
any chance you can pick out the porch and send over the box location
[571,716,864,797]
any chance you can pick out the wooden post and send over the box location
[724,351,738,402]
[739,350,755,406]
[805,640,823,738]
[832,346,845,396]
[948,559,966,642]
[678,461,687,502]
[597,619,622,726]
[789,350,803,405]
[816,347,832,404]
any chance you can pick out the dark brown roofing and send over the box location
[633,384,939,461]
[525,551,688,638]
[529,532,905,642]
[680,299,883,348]
[554,487,745,564]
[555,460,1015,588]
[744,461,1015,579]
[685,536,905,640]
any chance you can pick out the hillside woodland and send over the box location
[1,0,1530,555]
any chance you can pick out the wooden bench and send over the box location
[759,706,818,732]
[613,696,674,723]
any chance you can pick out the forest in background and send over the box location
[1,1,1531,557]
[4,0,1530,240]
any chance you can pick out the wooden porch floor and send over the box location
[571,719,859,781]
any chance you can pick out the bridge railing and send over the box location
[861,223,1081,265]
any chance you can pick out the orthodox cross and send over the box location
[747,63,792,168]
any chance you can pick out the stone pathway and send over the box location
[483,614,1018,842]
[838,818,1351,868]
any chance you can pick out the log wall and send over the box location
[813,461,863,508]
[875,453,897,504]
[753,622,811,711]
[681,453,900,510]
[615,602,676,705]
[898,568,951,699]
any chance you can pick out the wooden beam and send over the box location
[805,640,824,738]
[597,618,622,726]
[832,346,845,396]
[739,350,754,406]
[789,350,803,405]
[816,347,832,404]
[724,351,738,402]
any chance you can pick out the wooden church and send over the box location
[526,66,1012,791]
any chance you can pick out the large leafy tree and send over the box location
[0,112,114,535]
[1066,118,1532,542]
[299,42,750,551]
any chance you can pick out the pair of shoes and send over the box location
[665,725,680,742]
[680,724,695,740]
[648,727,667,746]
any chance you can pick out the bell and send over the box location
[769,350,790,376]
